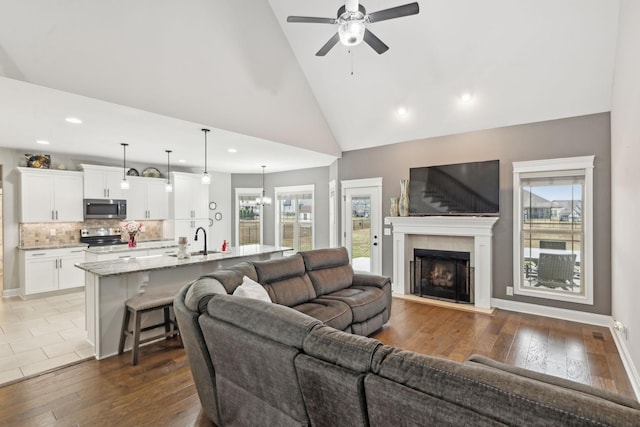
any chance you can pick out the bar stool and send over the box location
[118,292,181,365]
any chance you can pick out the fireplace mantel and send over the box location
[386,216,499,309]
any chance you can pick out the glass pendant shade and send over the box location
[120,142,129,191]
[201,128,210,185]
[165,149,173,192]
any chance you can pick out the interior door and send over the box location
[342,180,382,274]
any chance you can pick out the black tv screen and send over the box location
[409,160,500,216]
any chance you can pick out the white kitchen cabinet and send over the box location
[18,168,84,223]
[170,172,209,220]
[81,164,127,200]
[127,177,169,220]
[19,247,86,296]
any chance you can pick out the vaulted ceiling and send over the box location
[0,0,620,172]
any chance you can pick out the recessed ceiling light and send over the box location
[178,159,187,163]
[397,106,408,116]
[459,92,474,104]
[227,148,238,153]
[65,117,83,124]
[36,139,50,145]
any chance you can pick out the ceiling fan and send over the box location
[287,0,420,56]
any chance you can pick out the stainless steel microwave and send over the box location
[84,199,127,220]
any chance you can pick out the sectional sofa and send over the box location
[174,247,640,426]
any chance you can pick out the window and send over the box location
[275,185,314,252]
[513,156,594,304]
[235,188,262,246]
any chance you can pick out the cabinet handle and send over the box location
[52,210,55,220]
[55,210,59,220]
[71,250,84,253]
[107,188,110,197]
[55,259,58,269]
[31,253,47,256]
[59,259,63,268]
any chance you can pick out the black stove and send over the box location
[80,228,125,247]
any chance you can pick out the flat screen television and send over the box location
[409,160,500,216]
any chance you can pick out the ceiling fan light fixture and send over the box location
[338,19,365,46]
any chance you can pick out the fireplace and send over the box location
[413,249,473,303]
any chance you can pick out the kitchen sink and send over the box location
[168,250,219,257]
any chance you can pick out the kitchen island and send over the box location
[75,244,290,359]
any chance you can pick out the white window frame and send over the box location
[235,187,263,246]
[274,184,315,252]
[513,156,594,304]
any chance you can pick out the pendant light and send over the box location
[120,143,129,190]
[201,128,211,185]
[165,149,173,192]
[255,165,272,206]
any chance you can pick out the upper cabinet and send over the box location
[127,177,169,220]
[170,172,209,219]
[18,168,84,223]
[81,164,127,200]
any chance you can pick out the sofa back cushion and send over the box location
[254,254,317,306]
[200,261,257,294]
[370,346,640,426]
[200,294,321,426]
[300,247,354,296]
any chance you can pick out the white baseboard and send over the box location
[491,297,611,326]
[2,288,20,298]
[610,320,640,401]
[492,297,640,400]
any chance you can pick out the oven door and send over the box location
[84,199,127,219]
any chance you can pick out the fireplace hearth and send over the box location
[413,249,473,303]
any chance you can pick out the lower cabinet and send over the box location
[19,248,86,296]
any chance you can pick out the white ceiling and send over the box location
[0,0,621,172]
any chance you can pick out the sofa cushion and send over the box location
[292,299,352,332]
[201,261,257,294]
[300,247,350,271]
[318,286,387,323]
[465,354,640,410]
[255,255,317,306]
[184,277,227,313]
[303,324,381,373]
[300,248,355,296]
[232,276,272,302]
[372,346,640,426]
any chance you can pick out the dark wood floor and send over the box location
[0,298,635,426]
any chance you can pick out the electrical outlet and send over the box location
[506,286,514,296]
[384,228,391,236]
[50,229,56,236]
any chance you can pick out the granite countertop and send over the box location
[19,243,89,251]
[84,240,178,254]
[75,244,291,277]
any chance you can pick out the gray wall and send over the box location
[231,166,331,248]
[338,113,612,315]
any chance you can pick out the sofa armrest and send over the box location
[352,273,391,289]
[465,354,640,409]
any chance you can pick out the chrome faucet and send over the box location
[194,227,208,255]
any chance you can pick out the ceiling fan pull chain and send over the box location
[349,49,355,76]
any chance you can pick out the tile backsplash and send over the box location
[19,220,165,248]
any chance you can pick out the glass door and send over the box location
[343,181,381,274]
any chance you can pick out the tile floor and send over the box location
[0,290,93,386]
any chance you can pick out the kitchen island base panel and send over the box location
[85,249,286,359]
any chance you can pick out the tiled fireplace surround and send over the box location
[386,216,499,310]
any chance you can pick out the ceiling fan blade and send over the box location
[363,29,389,54]
[367,2,419,23]
[287,16,337,24]
[316,33,340,56]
